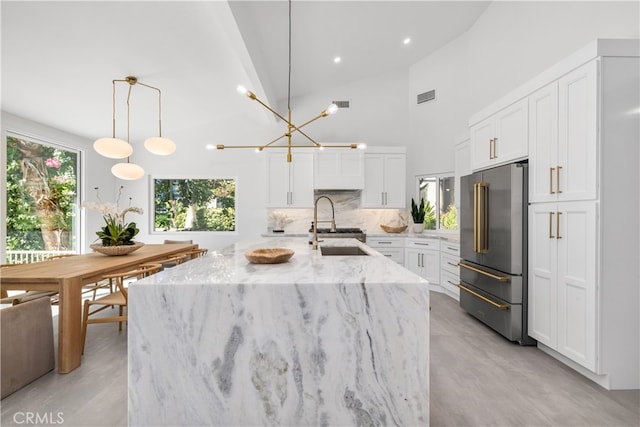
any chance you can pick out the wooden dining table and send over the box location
[0,243,197,373]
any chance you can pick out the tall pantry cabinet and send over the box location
[527,40,639,389]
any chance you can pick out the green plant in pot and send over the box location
[411,198,426,233]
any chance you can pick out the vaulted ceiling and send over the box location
[1,1,490,145]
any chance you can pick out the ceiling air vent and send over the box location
[332,100,350,109]
[417,89,436,105]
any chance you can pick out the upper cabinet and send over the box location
[469,98,528,171]
[314,150,364,190]
[529,62,598,203]
[361,147,406,208]
[266,152,314,208]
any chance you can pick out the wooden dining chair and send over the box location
[81,263,162,354]
[185,248,208,260]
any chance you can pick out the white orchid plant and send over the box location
[82,186,143,246]
[270,211,293,231]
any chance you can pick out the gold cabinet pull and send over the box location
[488,138,494,159]
[556,211,562,239]
[550,167,556,194]
[458,283,509,310]
[458,262,509,282]
[556,166,562,194]
[549,212,555,238]
[493,137,498,159]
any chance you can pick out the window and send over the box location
[152,178,236,232]
[417,173,457,231]
[5,134,80,262]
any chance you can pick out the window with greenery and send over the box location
[152,178,236,232]
[417,174,457,231]
[5,135,79,260]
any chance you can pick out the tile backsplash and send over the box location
[267,190,410,234]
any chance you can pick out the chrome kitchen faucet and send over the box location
[312,196,336,250]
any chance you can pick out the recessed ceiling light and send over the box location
[334,56,341,64]
[403,38,411,45]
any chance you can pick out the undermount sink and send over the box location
[320,246,369,256]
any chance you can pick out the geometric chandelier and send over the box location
[215,0,359,163]
[94,76,175,180]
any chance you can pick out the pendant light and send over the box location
[216,0,359,162]
[94,76,176,180]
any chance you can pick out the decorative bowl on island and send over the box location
[245,248,295,264]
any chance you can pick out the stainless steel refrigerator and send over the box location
[459,162,535,345]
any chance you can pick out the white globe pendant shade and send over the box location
[144,136,176,155]
[93,137,133,159]
[111,162,145,180]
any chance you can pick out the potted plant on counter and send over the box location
[411,197,426,233]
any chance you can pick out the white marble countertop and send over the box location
[129,237,430,426]
[140,237,429,286]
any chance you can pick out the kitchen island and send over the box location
[128,238,429,426]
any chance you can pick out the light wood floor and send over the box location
[1,292,638,426]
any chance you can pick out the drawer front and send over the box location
[367,237,404,248]
[440,270,460,298]
[441,253,460,276]
[440,241,460,257]
[377,248,404,264]
[405,238,439,250]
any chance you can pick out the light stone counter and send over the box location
[128,238,429,426]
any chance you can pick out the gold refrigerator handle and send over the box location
[473,183,479,252]
[458,262,509,282]
[473,183,489,253]
[458,283,509,310]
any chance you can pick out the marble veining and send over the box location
[129,238,429,426]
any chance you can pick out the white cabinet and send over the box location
[314,150,364,190]
[529,62,598,203]
[439,241,460,300]
[405,238,439,285]
[528,202,597,371]
[361,149,406,208]
[367,236,404,265]
[524,42,639,389]
[266,152,314,208]
[470,98,528,170]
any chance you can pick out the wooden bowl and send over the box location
[245,248,295,264]
[380,224,408,233]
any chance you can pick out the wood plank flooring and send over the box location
[1,291,638,426]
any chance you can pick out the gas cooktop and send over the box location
[316,228,364,234]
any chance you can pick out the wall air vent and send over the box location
[417,89,436,105]
[332,100,350,109]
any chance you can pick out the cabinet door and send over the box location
[362,154,385,207]
[289,153,314,207]
[558,60,598,202]
[494,98,528,164]
[529,82,559,203]
[404,247,423,277]
[266,154,292,207]
[470,117,494,170]
[383,154,406,208]
[556,201,597,371]
[314,151,364,190]
[423,250,440,285]
[528,203,559,347]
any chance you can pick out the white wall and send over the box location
[282,68,410,147]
